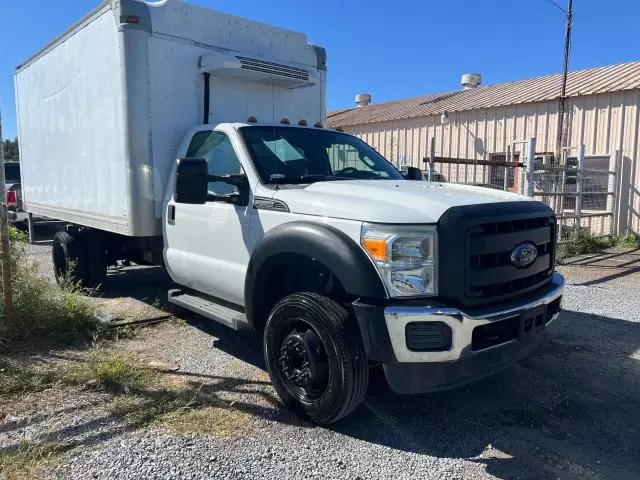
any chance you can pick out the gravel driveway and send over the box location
[4,243,640,479]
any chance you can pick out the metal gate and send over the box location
[423,137,620,240]
[425,138,527,192]
[531,146,620,240]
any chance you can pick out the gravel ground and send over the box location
[2,244,639,479]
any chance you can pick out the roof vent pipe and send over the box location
[355,93,372,107]
[461,73,481,89]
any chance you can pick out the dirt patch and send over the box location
[157,405,253,437]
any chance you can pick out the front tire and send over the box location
[264,292,369,424]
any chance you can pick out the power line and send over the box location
[545,0,568,14]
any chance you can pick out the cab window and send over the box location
[187,131,242,196]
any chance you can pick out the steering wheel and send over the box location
[335,167,360,177]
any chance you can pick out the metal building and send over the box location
[327,62,640,235]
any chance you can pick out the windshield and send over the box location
[239,126,403,184]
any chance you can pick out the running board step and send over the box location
[168,289,246,330]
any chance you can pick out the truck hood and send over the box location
[273,180,529,223]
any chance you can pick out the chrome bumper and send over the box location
[383,273,564,363]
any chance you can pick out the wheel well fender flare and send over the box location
[244,221,386,328]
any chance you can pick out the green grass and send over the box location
[64,353,158,392]
[1,351,252,450]
[105,384,253,436]
[0,357,60,397]
[0,441,65,480]
[0,352,158,399]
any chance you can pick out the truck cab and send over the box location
[163,120,564,424]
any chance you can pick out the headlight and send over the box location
[361,224,437,297]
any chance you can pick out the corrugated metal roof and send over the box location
[328,61,640,127]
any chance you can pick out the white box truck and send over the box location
[15,0,564,424]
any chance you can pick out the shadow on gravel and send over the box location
[155,299,640,479]
[561,247,640,287]
[27,264,638,478]
[98,264,268,369]
[99,265,175,306]
[332,310,640,480]
[0,357,302,457]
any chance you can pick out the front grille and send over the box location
[467,216,554,300]
[470,242,553,269]
[437,202,557,308]
[477,216,550,234]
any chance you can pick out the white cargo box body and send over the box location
[15,0,326,236]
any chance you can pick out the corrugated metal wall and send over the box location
[344,90,640,234]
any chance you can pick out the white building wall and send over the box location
[344,90,640,234]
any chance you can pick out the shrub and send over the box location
[8,226,28,244]
[556,229,611,262]
[0,236,98,344]
[614,233,640,248]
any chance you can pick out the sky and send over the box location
[1,0,640,139]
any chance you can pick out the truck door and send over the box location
[164,130,252,306]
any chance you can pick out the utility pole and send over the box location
[555,0,573,163]
[0,111,14,333]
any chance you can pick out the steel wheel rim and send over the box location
[277,318,330,402]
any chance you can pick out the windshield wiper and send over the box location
[299,174,347,183]
[269,174,347,185]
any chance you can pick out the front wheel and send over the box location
[263,292,369,424]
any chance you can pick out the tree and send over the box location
[3,138,19,161]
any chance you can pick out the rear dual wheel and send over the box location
[264,292,369,424]
[52,230,106,289]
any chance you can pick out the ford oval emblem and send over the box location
[510,242,538,268]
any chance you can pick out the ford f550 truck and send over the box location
[15,0,563,424]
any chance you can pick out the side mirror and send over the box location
[402,166,423,181]
[174,158,208,204]
[174,158,250,205]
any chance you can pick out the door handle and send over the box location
[168,205,176,225]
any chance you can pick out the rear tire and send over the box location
[52,231,89,286]
[52,230,107,289]
[264,292,369,424]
